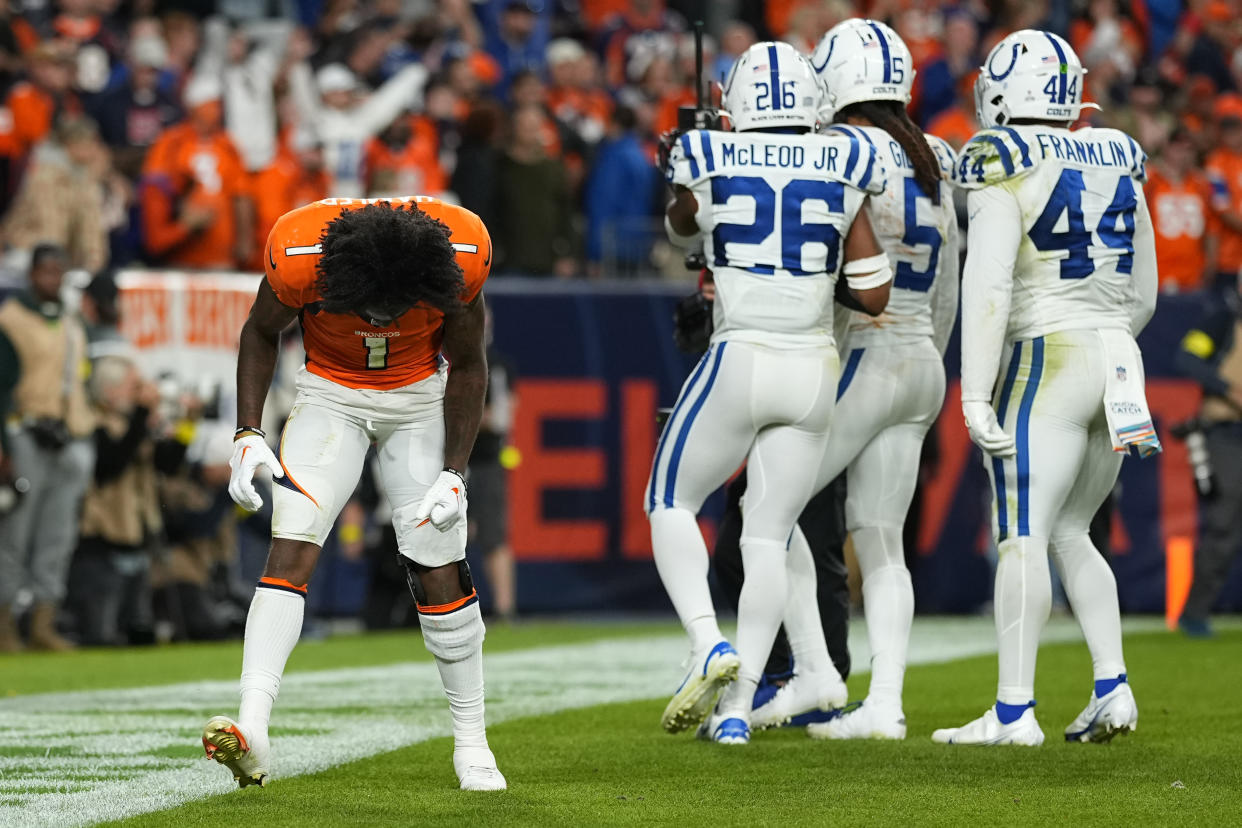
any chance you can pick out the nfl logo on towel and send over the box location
[1115,365,1127,381]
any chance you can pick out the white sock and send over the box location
[853,525,913,708]
[238,581,306,736]
[650,507,722,652]
[782,526,835,677]
[1051,533,1126,681]
[419,595,488,751]
[994,536,1051,705]
[718,539,787,717]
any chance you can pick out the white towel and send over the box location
[1100,329,1162,458]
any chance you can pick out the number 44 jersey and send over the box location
[667,128,886,348]
[264,196,491,390]
[954,125,1151,340]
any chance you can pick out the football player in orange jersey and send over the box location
[202,197,505,792]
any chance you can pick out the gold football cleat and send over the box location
[202,716,269,788]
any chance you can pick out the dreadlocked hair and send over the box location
[839,100,943,206]
[315,202,466,317]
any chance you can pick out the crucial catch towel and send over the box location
[1100,328,1162,458]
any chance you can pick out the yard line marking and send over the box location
[0,617,1166,827]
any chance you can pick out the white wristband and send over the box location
[842,252,890,275]
[846,265,893,291]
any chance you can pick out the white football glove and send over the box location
[414,469,467,531]
[963,400,1016,458]
[228,434,284,512]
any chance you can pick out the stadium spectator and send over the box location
[292,60,426,197]
[66,356,162,646]
[363,112,448,197]
[1176,280,1242,638]
[1147,127,1218,293]
[1069,0,1143,100]
[1104,66,1176,155]
[483,0,547,98]
[249,128,329,270]
[86,34,181,181]
[493,104,575,276]
[546,39,611,148]
[1206,95,1242,292]
[914,9,978,127]
[1,114,108,273]
[140,75,251,270]
[1179,1,1235,94]
[584,106,660,277]
[925,70,978,151]
[450,99,503,230]
[598,0,684,90]
[4,40,80,161]
[80,270,128,360]
[0,244,95,653]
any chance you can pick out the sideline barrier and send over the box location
[117,272,1242,614]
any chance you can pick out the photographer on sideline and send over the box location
[0,244,96,652]
[1177,282,1242,637]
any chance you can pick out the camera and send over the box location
[25,418,71,451]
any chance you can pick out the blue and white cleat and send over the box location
[696,708,750,745]
[931,705,1044,746]
[750,671,847,730]
[661,640,741,733]
[808,699,906,740]
[1065,680,1138,743]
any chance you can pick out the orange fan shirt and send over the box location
[265,197,491,391]
[1145,166,1214,291]
[1205,147,1242,274]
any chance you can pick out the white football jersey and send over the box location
[954,124,1149,340]
[667,128,885,348]
[827,124,958,347]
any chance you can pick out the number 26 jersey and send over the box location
[667,129,886,348]
[264,196,491,390]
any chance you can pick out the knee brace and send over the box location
[400,555,474,607]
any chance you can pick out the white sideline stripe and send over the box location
[0,617,1166,827]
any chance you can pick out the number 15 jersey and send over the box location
[667,129,886,348]
[954,125,1150,341]
[264,196,491,390]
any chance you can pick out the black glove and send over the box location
[658,129,684,178]
[673,292,713,354]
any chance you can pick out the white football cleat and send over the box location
[932,705,1045,746]
[454,746,507,791]
[202,716,270,788]
[750,671,847,730]
[661,640,740,733]
[696,708,750,745]
[1065,681,1138,743]
[808,699,906,740]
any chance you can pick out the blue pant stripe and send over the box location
[993,341,1024,542]
[1016,337,1045,537]
[663,343,727,509]
[648,345,715,511]
[836,347,864,401]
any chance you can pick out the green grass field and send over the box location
[3,618,1241,827]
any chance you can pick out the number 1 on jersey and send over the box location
[364,336,389,369]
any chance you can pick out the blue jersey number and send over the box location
[893,178,941,292]
[1029,169,1138,280]
[711,175,844,274]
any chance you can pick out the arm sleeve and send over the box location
[93,406,151,484]
[354,64,427,137]
[1128,190,1159,336]
[960,185,1021,403]
[930,210,961,356]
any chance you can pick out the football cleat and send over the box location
[1065,681,1138,743]
[749,671,847,730]
[932,705,1045,746]
[454,746,507,791]
[696,708,750,745]
[202,716,270,788]
[661,640,740,733]
[808,699,906,740]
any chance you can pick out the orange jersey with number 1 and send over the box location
[264,197,491,391]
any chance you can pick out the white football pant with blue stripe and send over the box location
[988,329,1129,706]
[786,336,944,707]
[647,341,838,696]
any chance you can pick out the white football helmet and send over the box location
[811,18,913,121]
[975,29,1096,126]
[722,41,821,132]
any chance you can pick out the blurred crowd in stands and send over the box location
[2,0,1242,648]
